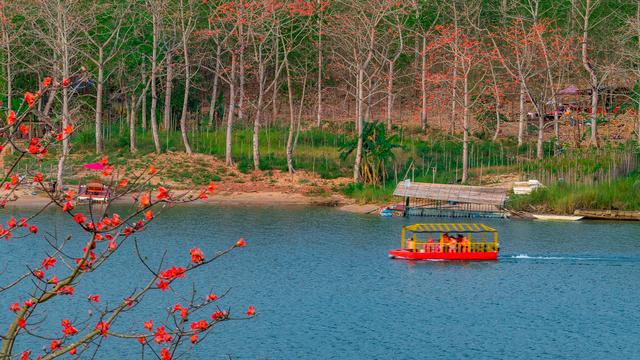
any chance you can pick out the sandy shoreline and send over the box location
[2,191,380,214]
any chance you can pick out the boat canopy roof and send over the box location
[403,223,497,234]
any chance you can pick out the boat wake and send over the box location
[505,254,603,261]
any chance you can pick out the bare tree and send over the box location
[81,3,127,154]
[146,0,164,153]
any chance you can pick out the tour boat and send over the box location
[388,223,499,261]
[78,182,111,203]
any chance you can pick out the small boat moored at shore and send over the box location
[532,214,583,221]
[78,182,111,203]
[388,223,499,261]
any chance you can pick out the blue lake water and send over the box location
[1,205,640,359]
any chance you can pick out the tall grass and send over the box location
[508,171,640,214]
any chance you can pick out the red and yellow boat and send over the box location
[388,223,499,261]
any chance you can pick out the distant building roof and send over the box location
[393,181,508,206]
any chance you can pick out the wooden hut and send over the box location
[394,181,508,218]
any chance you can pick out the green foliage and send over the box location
[340,121,401,185]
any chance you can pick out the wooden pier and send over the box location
[394,181,509,219]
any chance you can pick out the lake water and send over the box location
[1,205,640,359]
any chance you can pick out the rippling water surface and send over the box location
[1,205,640,359]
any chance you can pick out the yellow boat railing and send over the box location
[401,223,499,253]
[405,241,498,253]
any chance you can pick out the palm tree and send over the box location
[340,121,400,185]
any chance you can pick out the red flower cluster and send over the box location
[160,266,186,281]
[161,348,172,360]
[61,319,78,336]
[172,303,188,319]
[95,321,109,337]
[154,326,172,344]
[57,286,75,296]
[42,257,56,270]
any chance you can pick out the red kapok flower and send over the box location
[246,306,256,316]
[156,186,169,200]
[28,225,38,234]
[88,295,100,303]
[95,321,109,337]
[6,111,16,125]
[10,303,20,312]
[61,78,70,87]
[42,257,56,270]
[148,165,157,175]
[160,347,171,360]
[19,123,29,135]
[99,156,109,165]
[190,248,204,264]
[144,210,153,220]
[207,293,218,301]
[207,182,217,194]
[63,125,73,135]
[33,173,44,183]
[118,178,129,187]
[58,286,74,295]
[23,299,33,308]
[143,320,153,332]
[50,340,61,350]
[138,336,146,344]
[49,276,59,285]
[211,310,225,321]
[156,280,169,292]
[33,269,44,279]
[18,318,26,329]
[236,238,246,247]
[73,213,86,224]
[190,334,198,344]
[139,193,151,207]
[42,77,53,88]
[62,201,74,212]
[24,92,35,107]
[20,350,30,360]
[69,348,77,355]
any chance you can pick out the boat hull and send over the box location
[388,249,498,261]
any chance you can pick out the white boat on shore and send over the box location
[532,214,584,221]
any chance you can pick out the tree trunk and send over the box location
[253,64,265,170]
[56,8,70,193]
[150,12,162,153]
[537,114,544,160]
[238,44,245,123]
[95,50,104,154]
[208,44,221,127]
[450,55,457,134]
[420,35,428,131]
[462,75,469,183]
[271,34,280,124]
[142,62,147,131]
[130,94,137,153]
[581,0,598,147]
[386,60,394,131]
[285,59,295,174]
[163,50,173,131]
[225,53,237,166]
[180,32,192,154]
[518,82,525,146]
[316,18,323,128]
[354,66,365,182]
